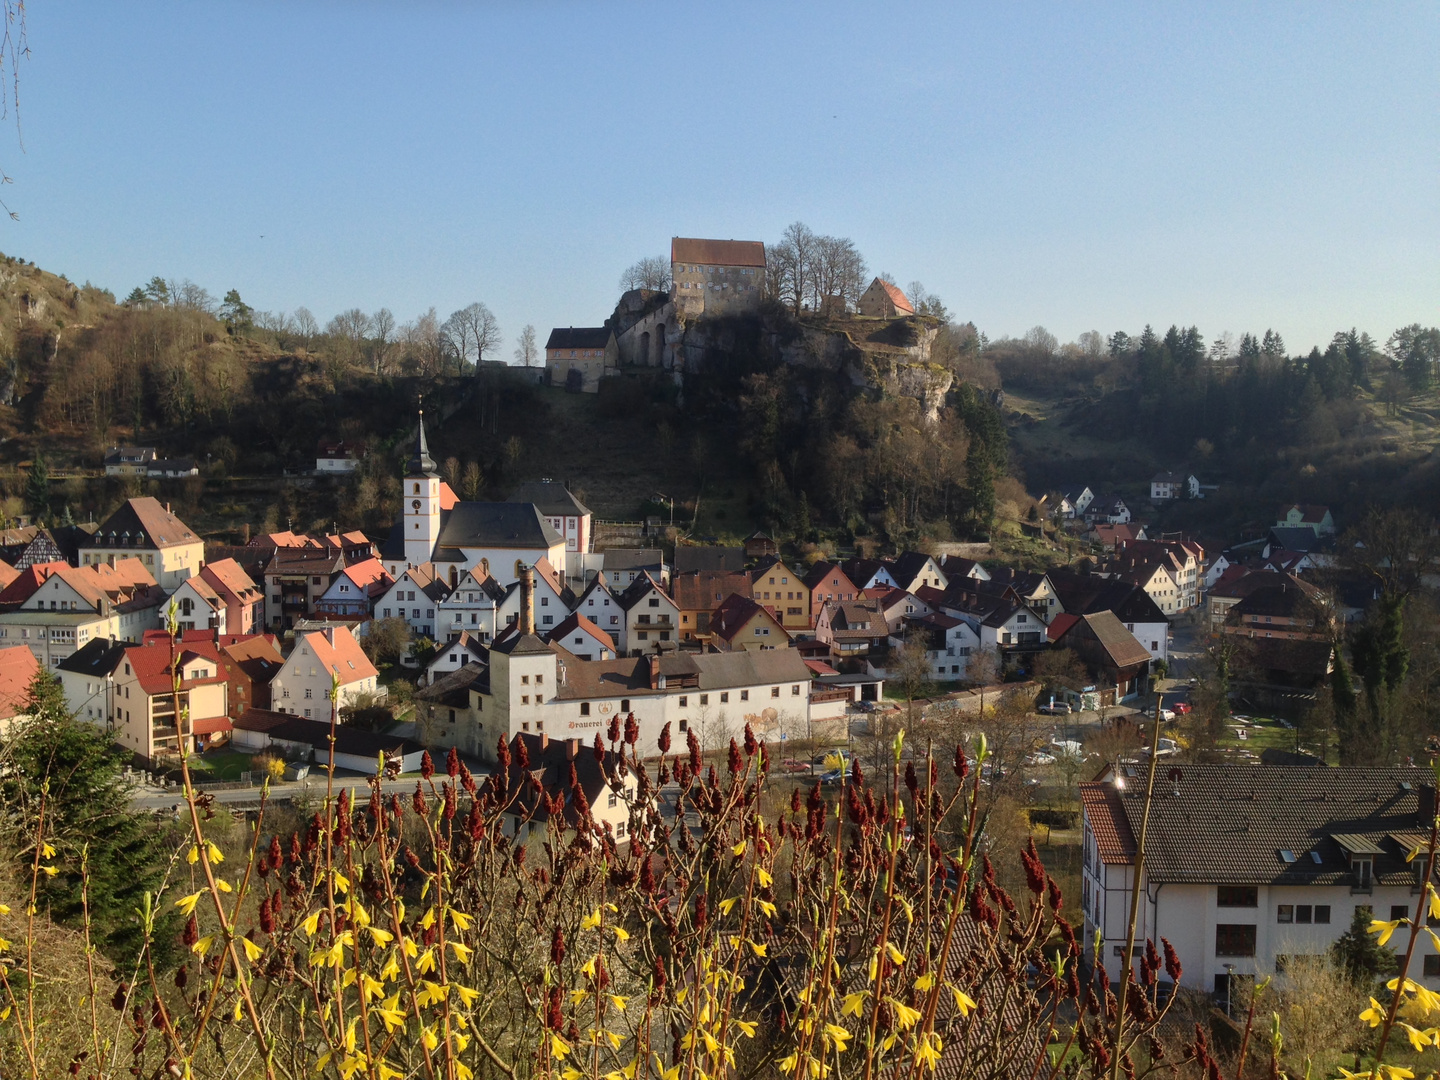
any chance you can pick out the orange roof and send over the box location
[710,594,788,643]
[671,237,766,268]
[296,626,378,685]
[1079,782,1136,864]
[439,482,459,510]
[547,612,616,654]
[93,557,157,592]
[0,561,69,606]
[874,279,914,315]
[0,559,17,590]
[0,644,38,718]
[1047,613,1081,642]
[200,558,262,602]
[339,558,393,594]
[124,640,228,697]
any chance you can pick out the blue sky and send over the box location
[8,2,1437,355]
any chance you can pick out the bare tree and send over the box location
[619,256,672,293]
[451,302,501,374]
[293,307,319,351]
[769,221,819,315]
[442,308,475,373]
[401,308,446,375]
[514,324,538,368]
[461,461,483,500]
[370,308,395,374]
[814,236,867,313]
[326,308,371,371]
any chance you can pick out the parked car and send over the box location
[1037,702,1072,716]
[1171,702,1192,715]
[854,700,877,713]
[780,758,812,775]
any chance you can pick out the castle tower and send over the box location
[403,409,441,567]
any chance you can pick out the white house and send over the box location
[617,572,681,656]
[1081,763,1439,1004]
[887,552,949,594]
[1085,495,1132,526]
[424,631,487,686]
[508,480,592,561]
[1150,472,1201,501]
[314,558,393,619]
[545,612,617,661]
[269,626,382,719]
[1056,486,1095,519]
[374,563,451,642]
[571,578,625,642]
[889,613,980,681]
[316,439,366,474]
[436,568,509,644]
[56,637,129,728]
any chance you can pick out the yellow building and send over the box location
[710,595,791,652]
[82,497,204,590]
[112,639,230,763]
[749,558,812,632]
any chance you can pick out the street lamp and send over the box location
[653,492,675,527]
[1224,963,1235,1018]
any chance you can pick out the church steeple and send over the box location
[403,406,442,568]
[407,408,438,477]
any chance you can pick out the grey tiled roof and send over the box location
[1084,763,1435,886]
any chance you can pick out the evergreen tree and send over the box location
[1,672,177,964]
[24,450,48,521]
[1331,904,1396,985]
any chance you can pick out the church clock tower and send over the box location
[403,409,441,567]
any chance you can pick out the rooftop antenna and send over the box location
[1168,766,1182,797]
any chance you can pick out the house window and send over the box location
[608,793,617,808]
[580,703,590,716]
[305,688,313,699]
[1215,925,1257,957]
[792,685,801,695]
[1295,905,1313,924]
[771,687,780,698]
[620,700,629,711]
[678,719,687,732]
[1392,905,1412,922]
[739,691,748,701]
[1217,887,1258,908]
[700,694,708,705]
[616,821,626,838]
[1277,905,1293,924]
[720,692,729,703]
[1426,955,1440,978]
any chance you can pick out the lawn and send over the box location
[187,750,260,782]
[1213,714,1334,763]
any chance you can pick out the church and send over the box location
[381,412,571,588]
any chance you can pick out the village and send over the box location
[0,234,1415,1018]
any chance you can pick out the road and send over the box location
[129,772,488,814]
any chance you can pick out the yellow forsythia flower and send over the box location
[718,897,738,916]
[889,999,922,1030]
[241,938,263,962]
[421,1026,439,1052]
[41,866,57,877]
[1370,918,1403,946]
[41,843,55,859]
[734,1020,757,1038]
[416,947,437,974]
[232,1000,243,1022]
[550,1032,572,1060]
[449,940,473,963]
[205,841,224,864]
[581,907,602,931]
[841,992,866,1017]
[950,985,977,1016]
[302,912,322,937]
[613,926,631,942]
[824,1024,852,1052]
[914,972,935,991]
[186,845,199,865]
[1360,997,1386,1027]
[368,926,394,946]
[915,1031,943,1071]
[192,936,214,958]
[455,984,480,1007]
[757,868,773,887]
[885,942,905,965]
[215,879,232,893]
[448,907,474,930]
[174,891,203,916]
[732,840,747,857]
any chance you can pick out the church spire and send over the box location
[407,406,438,477]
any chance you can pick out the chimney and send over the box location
[1420,784,1436,825]
[649,653,661,690]
[324,626,335,647]
[539,730,549,752]
[520,565,535,636]
[566,737,579,760]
